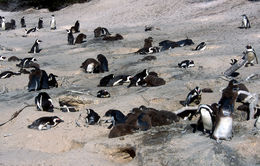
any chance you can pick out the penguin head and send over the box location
[0,56,6,61]
[36,39,42,44]
[53,116,64,123]
[246,45,252,50]
[195,86,201,95]
[51,15,55,18]
[66,29,71,33]
[31,57,37,62]
[1,17,5,22]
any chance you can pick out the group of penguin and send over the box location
[1,12,259,143]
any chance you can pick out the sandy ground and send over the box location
[0,0,260,165]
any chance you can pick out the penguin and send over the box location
[75,33,86,44]
[137,113,152,131]
[128,69,149,88]
[66,29,74,45]
[159,40,178,51]
[50,15,56,30]
[38,17,43,29]
[108,123,136,138]
[94,27,111,37]
[1,17,5,30]
[143,74,166,87]
[145,25,154,31]
[40,70,50,89]
[80,58,100,73]
[16,57,37,68]
[28,68,49,91]
[104,109,126,129]
[102,34,123,41]
[28,39,42,53]
[25,27,38,35]
[0,71,21,79]
[5,19,16,30]
[0,55,6,61]
[243,45,258,67]
[97,54,109,72]
[28,116,64,130]
[178,60,195,68]
[99,74,114,87]
[241,14,251,29]
[35,92,54,112]
[107,75,132,87]
[193,42,206,51]
[197,104,217,134]
[8,56,20,62]
[176,38,194,47]
[136,37,153,54]
[184,86,202,106]
[230,59,238,65]
[73,20,80,33]
[86,109,100,125]
[97,89,111,98]
[48,73,58,88]
[20,16,26,28]
[148,46,160,54]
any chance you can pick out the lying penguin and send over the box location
[28,116,64,130]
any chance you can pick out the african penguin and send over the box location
[178,60,195,68]
[48,73,58,88]
[128,69,149,88]
[20,16,26,28]
[243,45,258,67]
[136,37,153,54]
[94,27,111,37]
[159,40,178,51]
[104,109,126,129]
[75,33,86,44]
[0,71,21,79]
[28,68,49,91]
[80,58,100,73]
[25,27,38,35]
[67,29,74,45]
[97,89,111,98]
[107,75,132,87]
[197,104,217,134]
[0,55,6,61]
[16,57,37,68]
[35,92,54,112]
[241,14,251,29]
[99,74,114,87]
[194,42,206,51]
[50,15,56,30]
[86,109,100,125]
[28,39,42,53]
[38,17,43,29]
[184,86,202,106]
[28,116,64,130]
[230,59,238,65]
[145,25,154,31]
[97,54,109,72]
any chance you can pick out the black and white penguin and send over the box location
[178,60,195,68]
[20,16,26,28]
[94,27,111,37]
[159,40,177,51]
[75,33,86,44]
[230,59,238,65]
[80,58,100,73]
[16,57,37,68]
[144,25,154,32]
[97,54,109,72]
[193,42,206,51]
[25,27,38,35]
[243,45,258,67]
[104,109,126,129]
[50,15,56,30]
[0,71,21,79]
[99,74,114,87]
[86,109,100,125]
[128,69,149,88]
[184,86,202,106]
[48,73,58,88]
[67,29,74,45]
[107,75,132,87]
[148,46,160,54]
[197,104,217,134]
[28,116,64,130]
[35,92,54,112]
[28,39,42,53]
[241,14,251,29]
[136,37,153,54]
[0,55,6,61]
[8,56,20,62]
[38,17,43,29]
[97,89,111,98]
[28,68,49,91]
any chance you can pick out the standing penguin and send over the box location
[38,17,43,29]
[197,104,217,134]
[243,45,258,67]
[184,86,202,106]
[241,14,251,29]
[66,29,74,45]
[50,15,56,30]
[20,16,26,28]
[97,54,109,72]
[35,92,54,112]
[28,39,42,53]
[28,116,63,130]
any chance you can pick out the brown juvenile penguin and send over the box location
[108,124,137,138]
[80,58,100,73]
[143,75,166,87]
[136,37,153,54]
[94,27,111,38]
[103,34,123,41]
[75,33,86,44]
